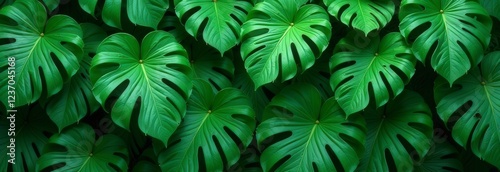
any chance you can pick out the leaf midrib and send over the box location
[260,25,293,80]
[347,55,377,113]
[296,123,318,171]
[17,36,42,100]
[483,85,500,143]
[139,63,161,134]
[178,111,211,169]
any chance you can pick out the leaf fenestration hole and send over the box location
[269,155,291,172]
[325,144,342,171]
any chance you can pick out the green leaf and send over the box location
[330,32,416,115]
[479,0,500,20]
[78,0,169,29]
[42,0,60,12]
[399,0,492,84]
[127,0,169,29]
[323,0,394,35]
[175,0,252,54]
[434,51,500,168]
[36,123,129,171]
[158,79,255,171]
[132,148,162,172]
[0,105,57,172]
[0,0,84,107]
[240,0,332,88]
[414,140,463,172]
[43,23,105,132]
[183,38,234,91]
[90,30,193,145]
[233,57,270,122]
[257,83,366,171]
[78,0,97,17]
[358,90,433,171]
[295,54,333,100]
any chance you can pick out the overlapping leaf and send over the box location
[434,51,500,168]
[414,140,462,172]
[399,0,492,84]
[175,0,252,54]
[159,80,255,171]
[0,0,83,107]
[90,31,192,145]
[323,0,394,35]
[78,0,168,29]
[183,38,234,91]
[37,124,129,171]
[240,0,332,88]
[358,90,433,171]
[43,23,104,132]
[257,84,366,171]
[0,105,57,172]
[330,32,415,115]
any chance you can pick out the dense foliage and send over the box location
[1,0,499,171]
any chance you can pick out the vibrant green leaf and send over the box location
[90,30,193,145]
[323,0,394,35]
[330,32,415,115]
[0,0,83,106]
[240,0,332,88]
[43,23,105,132]
[399,0,492,84]
[175,0,252,54]
[158,79,255,171]
[434,51,500,168]
[0,0,83,107]
[257,83,366,171]
[78,0,168,29]
[78,0,97,17]
[36,123,129,171]
[127,0,169,29]
[358,90,433,171]
[0,105,57,172]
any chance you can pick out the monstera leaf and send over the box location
[0,0,83,107]
[414,140,462,172]
[240,0,332,88]
[158,80,255,171]
[358,90,433,171]
[257,84,366,171]
[183,38,234,91]
[233,57,270,122]
[434,51,500,168]
[175,0,252,54]
[330,32,416,115]
[43,23,105,132]
[399,0,492,84]
[36,123,129,171]
[323,0,394,35]
[0,105,57,172]
[78,0,168,29]
[295,55,333,100]
[90,30,193,145]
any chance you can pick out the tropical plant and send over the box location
[1,0,499,171]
